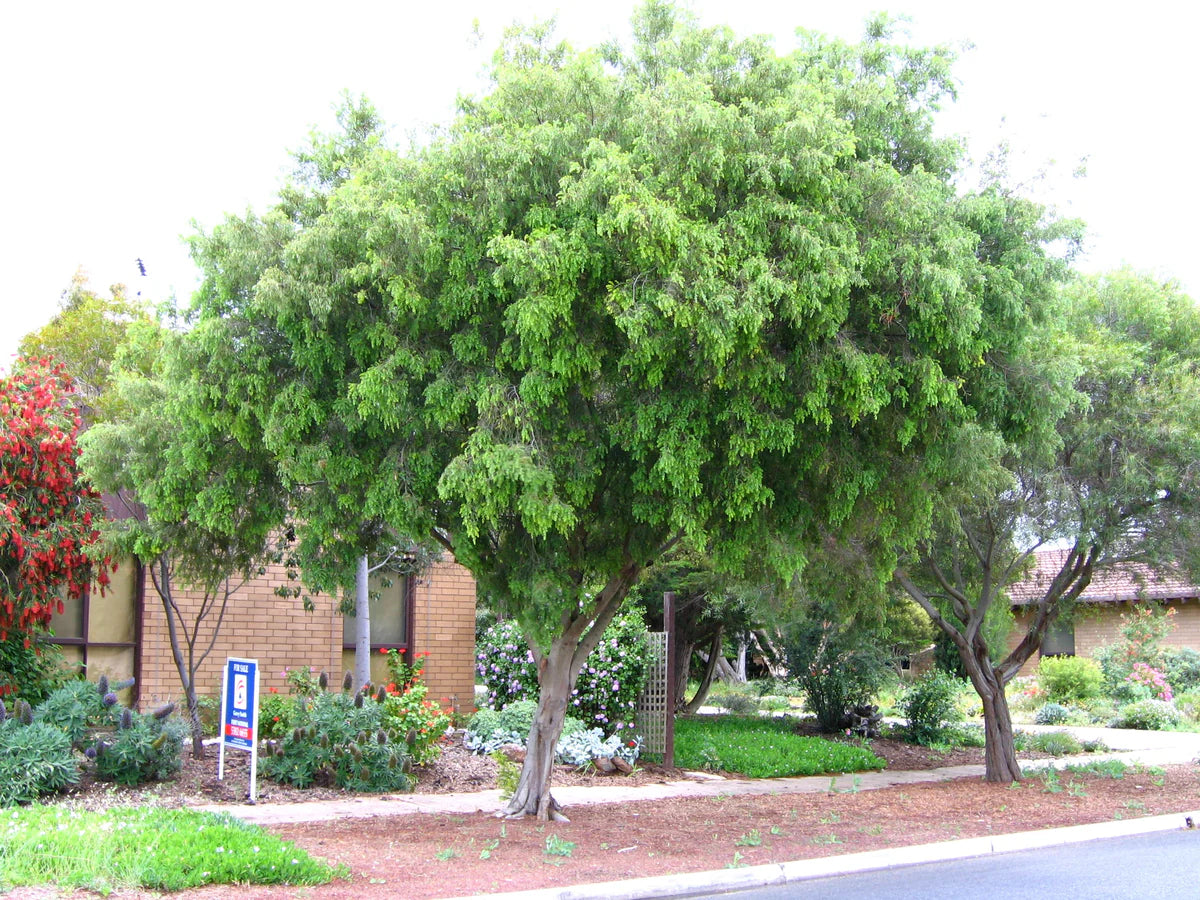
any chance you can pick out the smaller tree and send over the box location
[0,359,110,645]
[80,324,290,757]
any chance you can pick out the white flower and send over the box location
[215,846,225,853]
[291,858,300,865]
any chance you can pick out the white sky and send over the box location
[2,1,1195,368]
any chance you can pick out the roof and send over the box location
[1007,548,1200,606]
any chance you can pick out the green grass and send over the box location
[0,805,343,894]
[674,715,884,778]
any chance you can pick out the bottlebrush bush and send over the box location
[0,360,111,643]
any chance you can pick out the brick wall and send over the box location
[137,558,478,712]
[1009,599,1200,677]
[138,566,342,707]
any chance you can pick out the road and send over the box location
[716,828,1199,899]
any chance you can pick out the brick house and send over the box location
[47,555,478,719]
[1008,548,1200,675]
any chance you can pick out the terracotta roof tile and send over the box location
[1008,548,1200,605]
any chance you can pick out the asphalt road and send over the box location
[715,828,1200,899]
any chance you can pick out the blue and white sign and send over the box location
[217,656,260,803]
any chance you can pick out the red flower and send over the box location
[379,647,391,655]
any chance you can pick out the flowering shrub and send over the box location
[476,609,650,737]
[0,360,112,644]
[379,649,453,765]
[1125,662,1173,702]
[1110,698,1182,731]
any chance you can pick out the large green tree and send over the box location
[187,4,1068,818]
[893,268,1200,782]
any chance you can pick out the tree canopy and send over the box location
[184,2,1077,816]
[893,267,1200,781]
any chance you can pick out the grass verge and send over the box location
[674,715,884,777]
[0,805,344,893]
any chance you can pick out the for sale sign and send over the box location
[217,657,260,802]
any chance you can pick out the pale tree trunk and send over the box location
[500,558,647,821]
[354,554,371,692]
[734,634,748,681]
[502,633,576,821]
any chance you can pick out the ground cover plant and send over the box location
[0,805,341,893]
[673,715,884,777]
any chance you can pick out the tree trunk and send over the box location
[354,554,371,692]
[186,688,205,759]
[714,652,741,684]
[502,634,575,821]
[734,634,748,681]
[680,628,723,714]
[962,651,1022,783]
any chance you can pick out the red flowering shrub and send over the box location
[379,648,452,764]
[0,360,110,644]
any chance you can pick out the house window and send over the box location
[342,575,411,651]
[1041,619,1076,657]
[48,593,86,643]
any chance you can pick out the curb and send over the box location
[451,810,1200,900]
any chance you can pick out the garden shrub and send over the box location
[463,699,587,756]
[379,650,453,764]
[91,705,185,786]
[555,727,641,767]
[1029,730,1083,756]
[1124,662,1173,702]
[476,608,649,738]
[1037,656,1103,705]
[0,717,79,805]
[706,686,759,715]
[901,670,964,745]
[1110,699,1183,731]
[261,689,412,792]
[1034,702,1072,725]
[0,634,74,708]
[35,677,124,747]
[784,616,892,734]
[1160,648,1200,693]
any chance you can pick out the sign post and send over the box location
[217,657,260,803]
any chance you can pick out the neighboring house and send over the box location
[1008,548,1200,675]
[47,555,478,718]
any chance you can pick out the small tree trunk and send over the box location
[354,554,371,692]
[186,687,205,759]
[503,635,575,821]
[681,629,723,714]
[735,634,748,681]
[962,650,1022,783]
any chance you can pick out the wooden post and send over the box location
[664,590,676,768]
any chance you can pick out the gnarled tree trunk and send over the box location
[962,653,1022,783]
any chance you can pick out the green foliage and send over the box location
[901,670,965,745]
[0,636,73,708]
[464,699,588,755]
[1028,730,1084,755]
[1160,648,1200,693]
[0,719,79,806]
[17,270,155,422]
[1037,656,1103,705]
[490,750,521,801]
[1110,699,1183,731]
[673,715,884,778]
[379,651,453,765]
[91,708,184,786]
[476,609,649,735]
[706,683,760,715]
[1034,702,1072,725]
[0,806,340,892]
[34,678,121,747]
[786,618,892,733]
[260,689,412,792]
[1095,606,1178,695]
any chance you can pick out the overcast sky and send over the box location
[2,1,1195,368]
